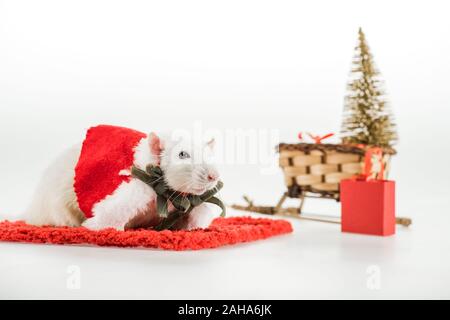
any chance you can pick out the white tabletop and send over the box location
[1,195,449,300]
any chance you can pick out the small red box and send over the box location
[341,179,395,236]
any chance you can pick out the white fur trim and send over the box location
[83,179,157,230]
[119,169,131,176]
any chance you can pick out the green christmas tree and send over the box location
[340,28,397,149]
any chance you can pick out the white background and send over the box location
[1,0,449,299]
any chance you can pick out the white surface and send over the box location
[1,0,450,299]
[1,197,450,300]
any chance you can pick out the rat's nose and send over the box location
[207,172,219,182]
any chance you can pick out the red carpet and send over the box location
[0,216,292,251]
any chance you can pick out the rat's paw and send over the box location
[183,204,216,230]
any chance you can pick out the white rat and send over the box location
[25,125,221,231]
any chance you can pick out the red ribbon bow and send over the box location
[298,132,334,144]
[354,146,385,181]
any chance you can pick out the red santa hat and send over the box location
[74,125,147,218]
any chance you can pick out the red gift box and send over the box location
[341,179,395,236]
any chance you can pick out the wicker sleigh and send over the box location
[276,143,396,212]
[231,143,411,226]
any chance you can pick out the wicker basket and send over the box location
[278,143,396,200]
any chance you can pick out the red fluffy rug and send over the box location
[0,216,292,251]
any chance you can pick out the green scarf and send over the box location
[131,165,225,231]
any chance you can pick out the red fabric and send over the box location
[0,217,292,251]
[341,179,395,236]
[74,125,147,218]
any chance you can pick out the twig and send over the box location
[231,203,412,227]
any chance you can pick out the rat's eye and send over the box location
[178,151,190,159]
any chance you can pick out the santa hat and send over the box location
[74,125,147,218]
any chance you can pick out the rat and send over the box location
[24,125,221,231]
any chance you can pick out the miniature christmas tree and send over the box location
[340,28,397,149]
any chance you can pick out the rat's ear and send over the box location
[148,132,164,158]
[206,137,215,150]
